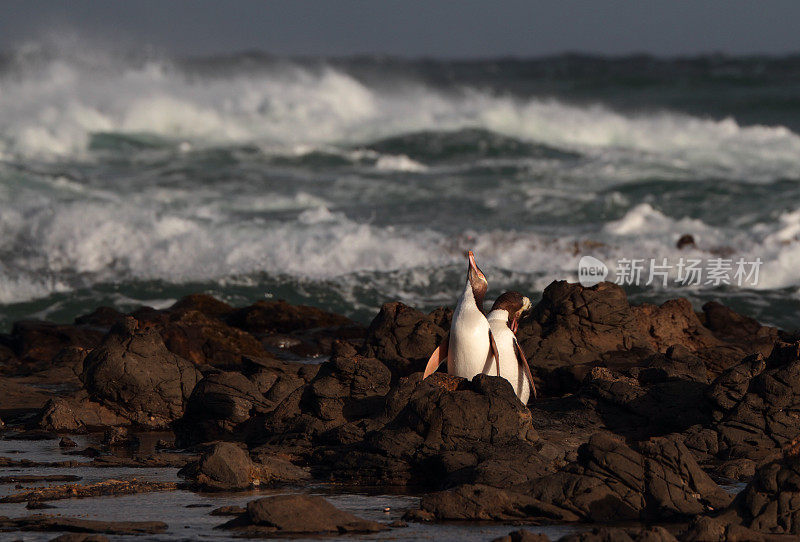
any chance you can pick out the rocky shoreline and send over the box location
[1,280,800,540]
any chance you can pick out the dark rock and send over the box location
[681,516,769,541]
[517,281,756,394]
[413,433,730,523]
[531,434,730,522]
[178,371,270,444]
[0,475,81,484]
[82,317,201,429]
[525,433,731,522]
[0,479,177,503]
[5,320,103,374]
[699,341,800,462]
[718,439,800,536]
[219,494,388,535]
[49,534,110,542]
[262,349,392,446]
[702,301,778,357]
[210,505,247,516]
[416,483,577,522]
[0,377,57,418]
[676,234,696,249]
[159,310,269,369]
[516,282,734,393]
[74,306,126,328]
[582,365,709,439]
[558,526,678,542]
[178,442,258,491]
[168,294,234,319]
[0,515,166,535]
[102,426,138,447]
[227,300,353,334]
[26,500,57,510]
[318,373,553,488]
[39,394,129,432]
[492,530,552,542]
[361,302,449,379]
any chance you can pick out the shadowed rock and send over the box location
[361,302,450,379]
[38,393,128,432]
[178,442,259,491]
[558,526,678,542]
[684,341,800,464]
[517,282,726,377]
[218,494,388,536]
[81,317,201,429]
[492,530,552,542]
[0,515,166,535]
[315,373,556,489]
[410,432,730,523]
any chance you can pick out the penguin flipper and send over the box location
[513,338,537,399]
[489,330,500,376]
[423,333,449,378]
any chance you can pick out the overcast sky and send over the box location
[4,0,800,58]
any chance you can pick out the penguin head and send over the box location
[465,250,488,307]
[491,291,531,332]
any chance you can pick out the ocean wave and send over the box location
[2,51,800,181]
[2,175,800,308]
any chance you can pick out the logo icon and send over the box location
[578,255,609,287]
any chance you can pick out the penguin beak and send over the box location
[467,250,486,283]
[511,297,531,334]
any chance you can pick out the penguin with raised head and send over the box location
[486,291,536,402]
[423,250,499,379]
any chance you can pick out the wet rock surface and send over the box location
[219,494,388,536]
[0,515,167,535]
[0,283,798,540]
[81,318,201,428]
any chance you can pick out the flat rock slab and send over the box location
[0,453,194,469]
[0,479,177,503]
[219,494,388,536]
[0,515,166,535]
[0,474,81,484]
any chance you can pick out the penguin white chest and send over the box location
[488,318,531,403]
[448,303,491,379]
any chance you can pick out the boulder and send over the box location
[492,530,552,542]
[159,310,268,369]
[692,341,800,462]
[178,371,268,444]
[49,535,110,542]
[413,433,730,524]
[526,433,731,523]
[262,346,392,445]
[516,282,736,391]
[315,373,554,488]
[227,494,388,535]
[39,393,128,432]
[415,484,578,522]
[82,317,201,429]
[717,438,800,536]
[178,442,259,491]
[361,302,449,379]
[558,526,678,542]
[2,320,103,374]
[167,294,235,320]
[226,300,353,334]
[701,301,778,357]
[681,516,771,542]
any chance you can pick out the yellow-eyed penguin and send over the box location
[423,250,499,379]
[487,291,536,402]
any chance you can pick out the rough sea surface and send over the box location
[2,47,800,329]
